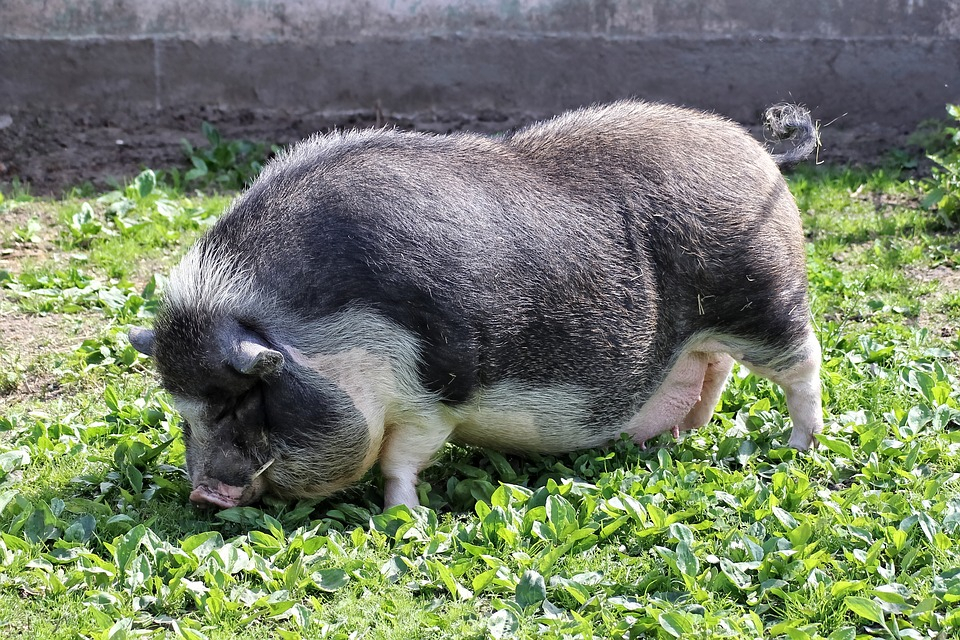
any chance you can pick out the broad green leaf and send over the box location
[607,596,645,611]
[487,609,519,639]
[201,121,220,146]
[102,385,121,412]
[309,568,349,593]
[787,522,813,548]
[658,611,694,637]
[844,596,885,624]
[647,503,667,528]
[545,494,576,534]
[737,439,758,465]
[64,514,97,543]
[617,494,647,524]
[772,506,799,530]
[826,628,855,640]
[816,434,855,459]
[515,570,546,609]
[172,620,209,640]
[675,541,699,578]
[599,515,629,539]
[904,370,937,405]
[553,577,591,605]
[917,512,940,543]
[431,560,472,601]
[485,451,517,480]
[750,397,771,415]
[181,531,224,560]
[719,557,752,590]
[770,620,809,636]
[668,523,694,546]
[0,449,30,474]
[106,617,134,640]
[23,503,58,543]
[135,170,156,199]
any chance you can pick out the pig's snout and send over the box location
[189,462,272,508]
[189,480,251,509]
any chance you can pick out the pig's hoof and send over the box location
[671,425,680,439]
[787,432,817,451]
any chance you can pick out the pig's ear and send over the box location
[129,327,156,356]
[227,327,285,378]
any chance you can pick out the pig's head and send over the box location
[129,313,376,509]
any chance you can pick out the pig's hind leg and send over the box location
[677,353,735,433]
[739,330,823,450]
[625,352,710,447]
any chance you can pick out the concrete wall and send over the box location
[2,0,958,127]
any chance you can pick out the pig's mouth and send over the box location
[189,483,250,509]
[189,459,274,509]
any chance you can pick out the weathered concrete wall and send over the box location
[1,0,959,191]
[2,0,958,125]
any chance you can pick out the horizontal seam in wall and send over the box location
[0,32,956,44]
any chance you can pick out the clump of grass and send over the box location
[920,104,960,227]
[179,122,279,191]
[0,350,26,394]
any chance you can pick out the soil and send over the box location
[0,307,100,406]
[907,263,960,341]
[0,105,917,197]
[0,202,61,276]
[0,105,531,196]
[0,202,97,406]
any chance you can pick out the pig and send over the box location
[129,100,823,510]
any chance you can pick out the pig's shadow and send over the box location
[184,434,670,534]
[93,423,787,541]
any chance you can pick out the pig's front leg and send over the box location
[380,412,455,509]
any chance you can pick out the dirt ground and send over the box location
[0,105,920,196]
[0,105,532,196]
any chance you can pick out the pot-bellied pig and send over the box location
[129,100,823,510]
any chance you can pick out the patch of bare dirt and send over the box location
[906,264,960,340]
[1,202,64,276]
[0,307,100,405]
[848,185,924,210]
[0,105,529,196]
[2,201,60,231]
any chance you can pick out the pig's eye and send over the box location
[180,420,193,438]
[214,404,233,423]
[235,385,266,426]
[212,387,264,427]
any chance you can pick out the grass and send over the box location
[1,153,960,639]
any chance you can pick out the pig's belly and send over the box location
[447,380,660,454]
[448,353,715,455]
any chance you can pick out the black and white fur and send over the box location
[130,100,823,510]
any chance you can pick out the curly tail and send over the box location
[764,104,819,167]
